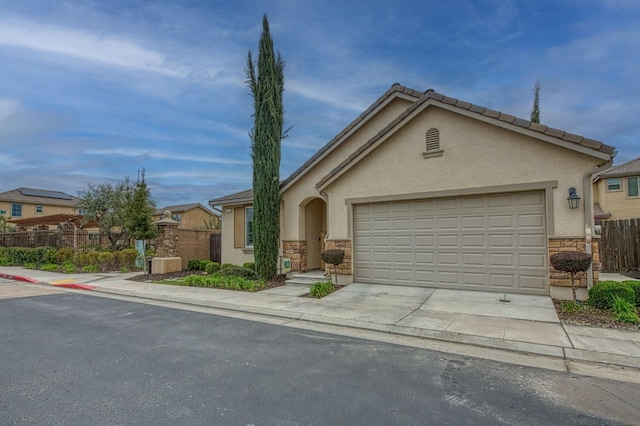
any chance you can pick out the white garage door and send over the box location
[353,191,548,295]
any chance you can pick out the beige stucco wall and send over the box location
[0,202,77,220]
[280,96,414,241]
[324,106,603,239]
[594,178,640,219]
[219,204,254,266]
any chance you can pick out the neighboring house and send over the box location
[592,156,640,222]
[0,187,81,229]
[154,203,220,230]
[209,84,614,297]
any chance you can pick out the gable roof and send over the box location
[316,88,615,190]
[155,203,218,216]
[0,187,79,207]
[593,156,640,181]
[208,84,422,207]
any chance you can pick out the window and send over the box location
[0,210,5,215]
[11,203,22,217]
[245,207,254,247]
[607,178,621,191]
[423,128,443,158]
[172,214,182,222]
[628,177,639,197]
[35,205,43,214]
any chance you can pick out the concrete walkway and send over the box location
[1,266,639,377]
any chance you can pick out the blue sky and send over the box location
[0,1,638,208]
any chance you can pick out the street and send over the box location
[1,281,639,425]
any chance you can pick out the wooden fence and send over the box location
[600,218,640,273]
[0,229,115,249]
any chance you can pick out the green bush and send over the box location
[588,281,635,309]
[310,280,335,298]
[205,262,221,274]
[188,260,201,271]
[0,256,11,266]
[118,249,138,271]
[242,262,255,270]
[200,260,213,271]
[219,266,258,280]
[34,247,57,266]
[220,263,236,270]
[62,261,76,274]
[56,248,74,264]
[23,262,36,269]
[0,246,7,257]
[611,296,639,324]
[184,274,264,292]
[622,280,640,306]
[98,251,115,272]
[41,263,59,272]
[82,264,99,273]
[8,247,35,265]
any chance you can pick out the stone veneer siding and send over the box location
[156,223,179,257]
[548,237,600,288]
[323,239,352,275]
[283,240,307,272]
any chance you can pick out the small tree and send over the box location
[530,78,541,123]
[550,251,592,302]
[77,181,131,250]
[125,169,157,241]
[321,249,345,285]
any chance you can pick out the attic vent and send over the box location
[423,128,444,158]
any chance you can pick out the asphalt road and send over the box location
[1,287,639,425]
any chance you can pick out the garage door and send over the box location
[353,191,548,295]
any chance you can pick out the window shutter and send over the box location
[233,207,245,248]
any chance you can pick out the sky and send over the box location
[0,0,638,209]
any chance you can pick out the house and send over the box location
[0,187,81,229]
[209,84,614,299]
[592,156,640,222]
[154,203,220,230]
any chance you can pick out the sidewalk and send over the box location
[1,266,639,375]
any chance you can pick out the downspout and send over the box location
[583,159,613,289]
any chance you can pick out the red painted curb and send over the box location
[0,273,42,284]
[52,283,96,291]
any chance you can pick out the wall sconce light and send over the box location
[567,187,581,209]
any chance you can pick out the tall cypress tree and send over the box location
[246,15,286,280]
[530,78,541,123]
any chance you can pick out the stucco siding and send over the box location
[220,204,254,266]
[594,178,640,219]
[324,107,601,239]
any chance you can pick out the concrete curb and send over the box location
[0,272,42,284]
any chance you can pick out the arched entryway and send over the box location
[304,198,327,270]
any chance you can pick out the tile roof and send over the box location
[208,188,254,206]
[316,88,616,189]
[155,203,217,215]
[0,187,78,207]
[593,156,640,180]
[593,202,611,219]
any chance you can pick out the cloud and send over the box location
[85,147,251,165]
[0,18,188,77]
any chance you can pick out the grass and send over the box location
[152,273,265,292]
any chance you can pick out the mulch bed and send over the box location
[553,300,639,331]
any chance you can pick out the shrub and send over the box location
[588,281,635,309]
[220,263,236,270]
[622,280,640,306]
[98,251,115,272]
[184,274,264,292]
[23,262,36,269]
[188,260,201,271]
[82,264,100,273]
[0,257,11,266]
[41,263,59,272]
[611,295,639,324]
[200,260,213,271]
[310,280,335,298]
[0,246,7,257]
[219,266,258,280]
[8,247,35,265]
[62,261,76,274]
[550,251,592,302]
[34,247,57,266]
[242,262,255,271]
[118,249,138,271]
[321,249,345,285]
[56,248,75,264]
[205,262,221,274]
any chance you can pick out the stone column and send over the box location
[151,211,182,274]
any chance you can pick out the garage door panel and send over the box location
[354,191,548,295]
